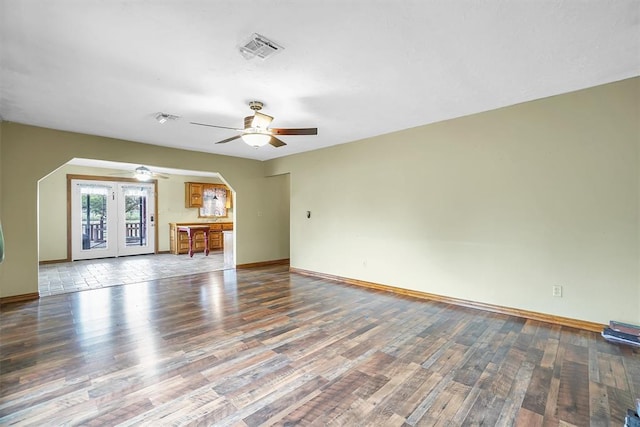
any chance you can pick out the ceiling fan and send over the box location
[110,166,169,181]
[190,101,318,148]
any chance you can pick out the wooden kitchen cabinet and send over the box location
[185,182,232,214]
[185,183,204,208]
[169,222,233,255]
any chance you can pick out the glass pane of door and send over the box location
[82,186,108,249]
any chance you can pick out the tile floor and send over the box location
[38,251,227,296]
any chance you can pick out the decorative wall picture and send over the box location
[199,185,229,218]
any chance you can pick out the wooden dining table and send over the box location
[176,225,210,257]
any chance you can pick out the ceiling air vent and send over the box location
[239,33,284,60]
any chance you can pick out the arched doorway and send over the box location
[37,158,237,296]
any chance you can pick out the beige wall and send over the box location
[38,164,232,261]
[0,124,290,297]
[267,77,640,325]
[2,79,638,325]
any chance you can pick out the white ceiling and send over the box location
[1,1,638,162]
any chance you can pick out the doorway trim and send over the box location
[66,174,159,261]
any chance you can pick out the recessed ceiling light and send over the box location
[155,113,180,124]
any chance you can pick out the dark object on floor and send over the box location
[602,320,640,348]
[626,408,640,427]
[601,328,640,347]
[610,320,640,337]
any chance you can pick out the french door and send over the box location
[71,179,156,260]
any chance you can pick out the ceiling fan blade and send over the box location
[251,112,274,129]
[269,136,287,147]
[190,122,243,131]
[270,128,318,136]
[214,135,242,144]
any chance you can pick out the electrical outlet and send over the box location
[552,285,563,297]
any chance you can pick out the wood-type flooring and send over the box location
[1,265,638,426]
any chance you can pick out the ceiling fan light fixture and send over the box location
[241,132,271,148]
[134,166,153,181]
[191,100,316,148]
